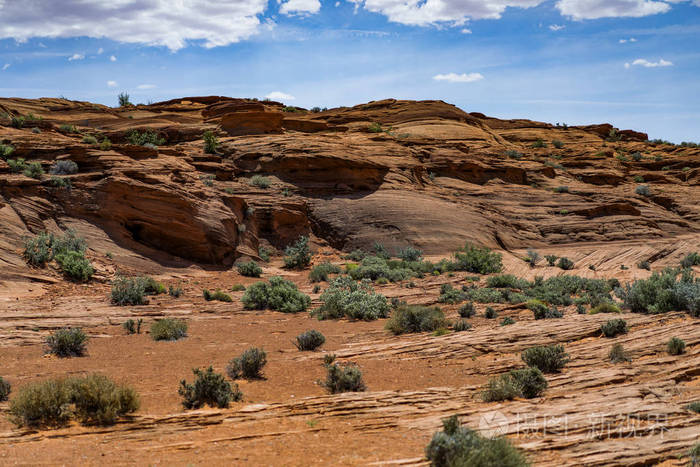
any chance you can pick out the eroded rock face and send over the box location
[1,96,699,270]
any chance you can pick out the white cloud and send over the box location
[110,55,117,62]
[0,0,269,51]
[97,47,104,54]
[107,80,117,87]
[2,63,10,71]
[433,72,484,83]
[348,0,544,26]
[279,0,321,15]
[619,37,638,43]
[556,0,671,20]
[68,53,84,61]
[137,84,157,90]
[265,91,296,100]
[549,24,565,31]
[461,28,472,34]
[625,58,673,68]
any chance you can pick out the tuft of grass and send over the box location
[45,328,88,357]
[150,318,187,341]
[0,377,11,402]
[249,174,270,189]
[202,289,233,302]
[609,343,630,363]
[589,302,621,314]
[482,367,547,402]
[667,337,686,355]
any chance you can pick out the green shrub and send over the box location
[66,374,139,425]
[452,243,502,274]
[249,174,270,188]
[525,248,540,266]
[231,284,246,292]
[294,330,325,351]
[50,176,71,189]
[368,122,383,133]
[501,316,515,326]
[8,379,72,427]
[532,138,546,148]
[667,337,686,355]
[23,231,53,266]
[118,92,132,107]
[54,250,94,281]
[482,367,547,401]
[110,276,147,305]
[688,443,700,466]
[179,366,241,409]
[46,328,88,357]
[635,184,651,196]
[589,302,621,314]
[59,124,77,133]
[458,302,476,318]
[283,236,311,269]
[226,348,267,379]
[321,362,366,393]
[51,229,86,256]
[487,274,529,289]
[150,318,187,341]
[453,319,472,332]
[616,268,700,316]
[484,306,498,319]
[126,129,164,146]
[122,318,143,335]
[687,402,700,413]
[438,284,465,304]
[21,161,43,179]
[681,252,700,269]
[0,143,14,159]
[237,260,262,277]
[609,343,630,363]
[521,344,569,373]
[0,377,11,402]
[309,261,341,282]
[557,257,574,270]
[552,140,564,149]
[11,116,25,128]
[397,246,422,262]
[7,157,26,173]
[202,289,233,302]
[258,246,272,262]
[385,305,447,335]
[373,242,391,259]
[637,260,651,270]
[545,254,558,266]
[601,319,627,337]
[100,138,112,150]
[82,135,98,145]
[426,416,529,467]
[242,276,311,313]
[505,149,522,159]
[554,185,569,193]
[203,130,219,154]
[168,285,183,298]
[314,276,389,320]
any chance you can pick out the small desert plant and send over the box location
[0,377,11,402]
[100,138,112,150]
[504,149,522,159]
[258,246,272,262]
[484,306,498,319]
[54,250,94,281]
[501,316,515,326]
[23,231,53,266]
[526,248,540,266]
[309,261,341,282]
[50,160,78,175]
[82,135,98,145]
[179,366,241,409]
[681,252,700,269]
[425,416,529,467]
[637,260,651,270]
[45,328,88,357]
[126,129,164,146]
[118,92,132,107]
[21,161,43,179]
[458,302,476,318]
[242,276,311,313]
[122,318,143,335]
[397,246,423,262]
[687,402,700,413]
[452,243,502,274]
[8,379,72,427]
[283,236,311,269]
[249,174,270,188]
[10,116,25,128]
[314,276,389,320]
[552,140,564,149]
[531,138,546,148]
[150,318,187,341]
[482,367,547,401]
[168,285,183,298]
[231,284,246,292]
[110,276,147,305]
[385,305,447,335]
[294,330,326,351]
[59,124,77,133]
[226,347,267,380]
[686,443,700,467]
[557,257,574,270]
[453,319,472,332]
[203,130,219,154]
[0,143,14,159]
[667,337,686,355]
[635,184,651,196]
[554,185,569,193]
[321,361,366,393]
[368,122,383,133]
[545,254,558,266]
[601,318,627,337]
[438,284,465,304]
[521,344,570,373]
[237,260,262,277]
[609,343,631,363]
[589,302,621,314]
[202,289,233,302]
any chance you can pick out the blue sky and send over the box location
[1,0,698,142]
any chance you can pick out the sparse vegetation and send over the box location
[249,175,271,189]
[202,289,233,302]
[126,129,164,146]
[110,275,164,306]
[635,184,651,196]
[552,140,564,149]
[203,130,219,154]
[616,267,700,316]
[601,319,627,338]
[0,377,10,402]
[482,367,547,402]
[54,250,93,281]
[150,318,187,341]
[50,160,78,175]
[589,302,621,314]
[0,143,15,159]
[397,246,423,262]
[309,261,341,282]
[321,360,366,394]
[122,318,143,335]
[453,319,472,331]
[45,328,88,357]
[283,236,311,269]
[226,348,267,380]
[545,254,558,266]
[237,260,263,277]
[452,242,503,274]
[609,343,630,363]
[521,344,569,373]
[426,416,529,467]
[637,260,651,270]
[458,302,476,318]
[179,366,241,409]
[294,330,325,351]
[484,306,498,319]
[314,276,389,320]
[242,276,311,313]
[667,337,686,355]
[557,257,574,270]
[532,138,546,148]
[385,305,447,335]
[118,92,132,107]
[501,316,515,326]
[680,252,700,269]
